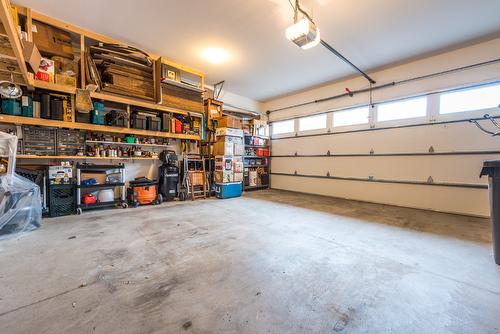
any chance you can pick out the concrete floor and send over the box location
[0,189,499,334]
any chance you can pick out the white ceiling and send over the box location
[16,0,500,101]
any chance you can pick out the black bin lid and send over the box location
[480,160,500,177]
[483,160,500,168]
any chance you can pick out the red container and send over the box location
[35,71,50,82]
[256,148,270,156]
[175,119,182,133]
[82,193,97,205]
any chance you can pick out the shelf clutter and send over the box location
[203,99,270,194]
[0,2,271,220]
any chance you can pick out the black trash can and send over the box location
[480,160,500,265]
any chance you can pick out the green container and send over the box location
[21,96,33,117]
[125,136,135,143]
[1,99,21,116]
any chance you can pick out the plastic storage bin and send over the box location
[480,160,500,265]
[215,182,242,199]
[1,99,21,115]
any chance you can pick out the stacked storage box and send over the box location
[213,127,244,199]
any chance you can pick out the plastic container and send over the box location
[1,99,21,115]
[480,160,500,265]
[98,189,115,203]
[215,182,242,199]
[48,184,75,217]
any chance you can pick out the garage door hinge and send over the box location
[370,149,375,155]
[326,150,331,156]
[428,146,435,153]
[427,176,434,183]
[294,170,298,175]
[326,171,330,177]
[368,175,374,180]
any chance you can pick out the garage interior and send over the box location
[0,0,499,333]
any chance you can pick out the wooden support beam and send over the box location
[0,0,31,87]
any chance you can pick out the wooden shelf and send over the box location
[17,155,158,161]
[86,140,173,148]
[27,80,203,118]
[31,79,76,94]
[0,114,201,140]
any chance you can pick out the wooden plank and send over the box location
[80,34,84,88]
[0,114,201,140]
[25,79,204,117]
[0,0,30,87]
[18,154,158,160]
[105,63,153,79]
[32,79,76,94]
[26,7,31,41]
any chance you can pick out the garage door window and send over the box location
[299,114,327,131]
[333,106,369,127]
[272,120,294,135]
[377,97,427,122]
[439,83,500,114]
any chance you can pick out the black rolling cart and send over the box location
[75,163,128,214]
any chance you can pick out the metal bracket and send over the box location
[428,146,435,153]
[326,150,331,156]
[294,152,298,156]
[369,149,375,155]
[326,171,330,177]
[294,170,298,175]
[427,176,434,184]
[368,175,374,181]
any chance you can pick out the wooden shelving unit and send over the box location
[0,2,206,143]
[17,155,158,161]
[0,114,200,140]
[85,140,173,149]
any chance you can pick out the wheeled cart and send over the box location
[75,163,128,214]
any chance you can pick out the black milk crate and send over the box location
[57,129,84,156]
[48,184,75,217]
[23,126,57,156]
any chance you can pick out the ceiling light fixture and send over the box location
[286,17,320,50]
[285,0,376,84]
[202,47,230,64]
[285,0,320,50]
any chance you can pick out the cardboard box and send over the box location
[215,156,233,171]
[35,57,54,83]
[213,141,234,156]
[32,20,74,59]
[233,156,243,173]
[55,73,77,87]
[48,166,72,184]
[233,172,243,182]
[214,136,244,156]
[233,142,244,156]
[214,170,233,183]
[216,127,244,138]
[22,40,42,73]
[249,170,258,187]
[217,115,242,129]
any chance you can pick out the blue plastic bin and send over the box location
[1,99,21,115]
[215,182,242,199]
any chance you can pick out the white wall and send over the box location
[263,37,500,217]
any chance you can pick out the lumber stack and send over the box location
[161,82,204,113]
[86,44,154,101]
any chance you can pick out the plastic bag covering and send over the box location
[0,131,42,238]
